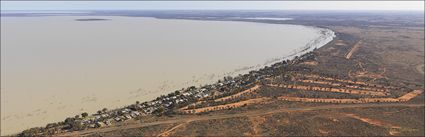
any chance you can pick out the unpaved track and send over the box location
[157,121,190,137]
[59,103,424,136]
[416,64,424,75]
[346,40,362,59]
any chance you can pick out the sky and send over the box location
[1,1,424,11]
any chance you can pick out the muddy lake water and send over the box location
[1,16,334,135]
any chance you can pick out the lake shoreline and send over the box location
[1,15,334,136]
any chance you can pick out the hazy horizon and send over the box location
[1,1,423,11]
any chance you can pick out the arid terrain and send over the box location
[17,11,424,136]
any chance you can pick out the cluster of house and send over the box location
[33,51,317,136]
[75,59,294,129]
[87,52,312,126]
[75,108,143,129]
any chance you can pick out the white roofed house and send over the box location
[131,111,140,116]
[94,115,102,121]
[124,114,132,119]
[149,102,155,106]
[183,92,192,96]
[176,99,185,104]
[89,124,96,128]
[130,113,137,118]
[144,107,157,114]
[114,117,122,122]
[120,108,131,114]
[101,114,109,118]
[81,119,92,125]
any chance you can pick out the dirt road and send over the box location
[59,103,424,136]
[346,40,362,59]
[416,64,424,75]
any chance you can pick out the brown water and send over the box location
[0,16,334,135]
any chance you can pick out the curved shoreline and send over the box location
[157,16,336,80]
[197,21,336,80]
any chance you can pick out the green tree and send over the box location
[19,127,44,137]
[154,107,165,115]
[174,90,181,95]
[64,117,75,125]
[81,112,88,118]
[71,120,85,131]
